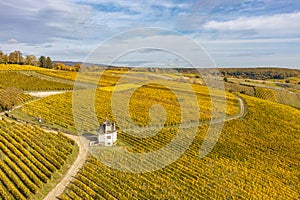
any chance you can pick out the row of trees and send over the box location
[0,50,52,68]
[0,50,81,71]
[220,68,300,80]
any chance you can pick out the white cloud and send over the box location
[7,38,18,44]
[204,11,300,37]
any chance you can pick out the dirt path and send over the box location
[25,91,70,98]
[43,134,88,200]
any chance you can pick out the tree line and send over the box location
[0,50,81,71]
[0,50,53,68]
[219,67,300,80]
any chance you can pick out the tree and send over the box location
[0,51,5,63]
[53,62,65,70]
[223,77,228,82]
[25,55,38,66]
[74,63,81,72]
[39,56,46,68]
[8,51,24,64]
[0,87,22,111]
[45,57,53,69]
[2,54,9,64]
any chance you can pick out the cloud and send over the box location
[203,11,300,37]
[7,38,18,44]
[0,0,300,67]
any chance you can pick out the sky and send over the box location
[0,0,300,68]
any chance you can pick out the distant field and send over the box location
[37,70,136,86]
[0,119,77,200]
[225,82,300,108]
[21,83,239,131]
[60,95,300,199]
[0,72,73,91]
[0,64,47,71]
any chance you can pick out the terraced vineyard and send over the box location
[60,95,300,199]
[0,72,73,91]
[0,119,76,199]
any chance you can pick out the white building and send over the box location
[90,118,117,147]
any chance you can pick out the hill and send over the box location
[59,94,300,199]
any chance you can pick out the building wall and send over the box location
[98,131,117,146]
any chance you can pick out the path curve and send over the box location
[43,134,88,200]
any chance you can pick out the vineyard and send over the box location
[60,95,300,199]
[254,87,277,102]
[0,119,76,199]
[21,83,239,131]
[0,64,47,71]
[0,72,73,91]
[225,82,300,108]
[37,69,131,86]
[0,89,33,104]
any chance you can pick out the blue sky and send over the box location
[0,0,299,67]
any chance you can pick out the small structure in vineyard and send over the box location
[90,118,117,147]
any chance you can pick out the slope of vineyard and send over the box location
[0,119,76,199]
[37,70,131,86]
[0,64,47,71]
[0,72,73,91]
[0,90,33,104]
[225,82,255,96]
[60,95,300,199]
[226,82,300,108]
[274,90,300,108]
[254,87,277,102]
[21,84,239,131]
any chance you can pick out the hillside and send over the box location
[0,72,73,91]
[59,95,300,199]
[0,119,77,199]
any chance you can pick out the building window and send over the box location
[107,143,111,146]
[107,135,111,139]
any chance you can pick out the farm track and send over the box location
[43,134,88,200]
[1,90,245,200]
